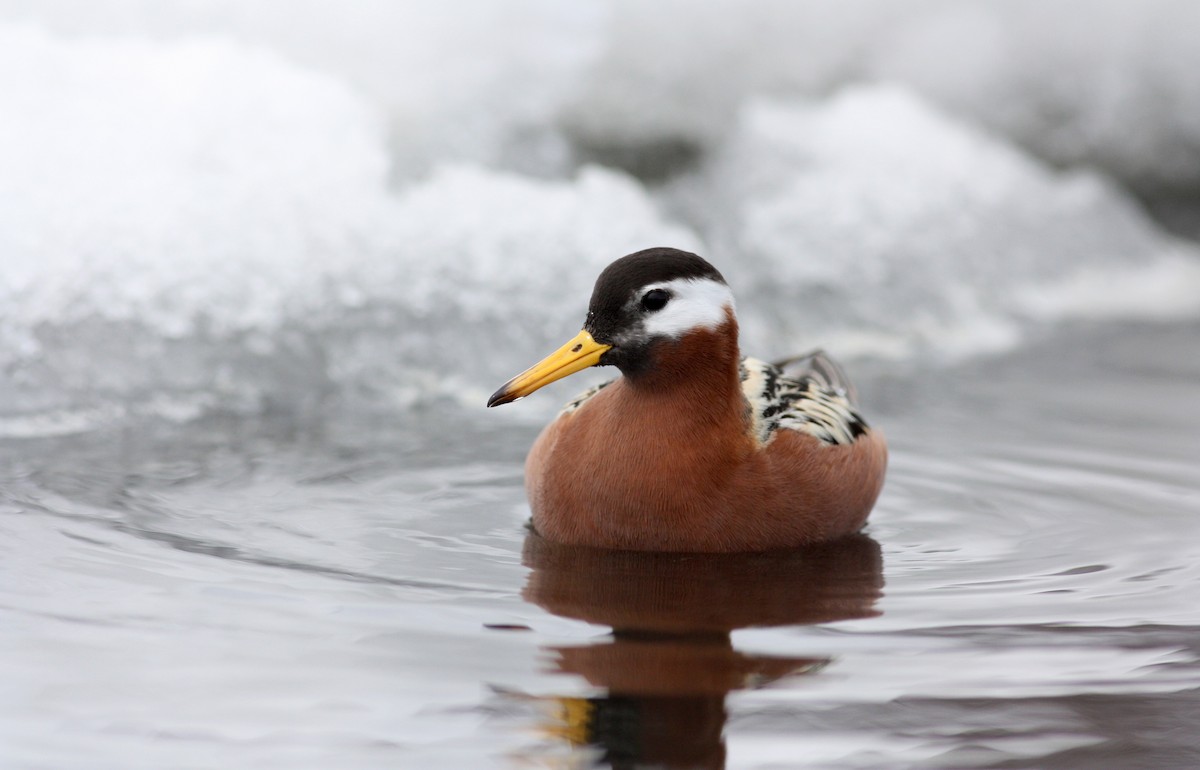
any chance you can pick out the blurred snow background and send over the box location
[1,0,1198,425]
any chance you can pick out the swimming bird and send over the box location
[488,247,886,552]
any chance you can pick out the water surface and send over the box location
[3,321,1198,768]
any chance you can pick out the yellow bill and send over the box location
[488,330,611,407]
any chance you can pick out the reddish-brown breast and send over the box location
[525,318,887,552]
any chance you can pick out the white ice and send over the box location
[0,5,1198,419]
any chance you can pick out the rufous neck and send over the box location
[623,313,743,409]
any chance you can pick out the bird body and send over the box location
[489,248,886,552]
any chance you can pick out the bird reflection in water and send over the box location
[509,531,884,769]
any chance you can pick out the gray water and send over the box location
[3,320,1198,769]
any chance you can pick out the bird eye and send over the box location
[641,288,670,312]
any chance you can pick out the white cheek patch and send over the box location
[641,277,736,338]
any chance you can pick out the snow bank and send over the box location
[674,86,1200,360]
[1,7,1198,426]
[0,24,698,420]
[7,1,1199,191]
[870,0,1200,194]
